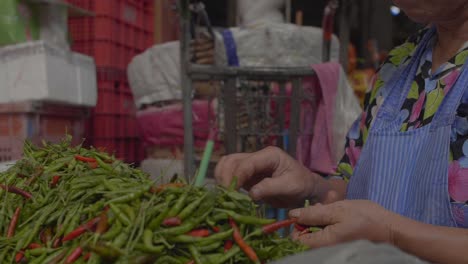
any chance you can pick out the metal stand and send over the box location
[180,0,350,180]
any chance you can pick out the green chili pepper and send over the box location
[167,188,190,217]
[109,203,131,226]
[133,243,164,254]
[101,220,122,240]
[107,187,149,204]
[196,229,234,246]
[188,245,204,264]
[213,246,241,264]
[214,209,275,225]
[141,229,165,254]
[114,227,131,248]
[156,209,211,237]
[154,255,182,264]
[197,241,222,253]
[28,253,48,264]
[95,157,113,172]
[28,247,57,256]
[178,193,206,220]
[121,204,136,222]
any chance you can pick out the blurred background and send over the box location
[0,0,422,180]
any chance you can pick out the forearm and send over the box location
[392,216,468,264]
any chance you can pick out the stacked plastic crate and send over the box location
[66,0,154,164]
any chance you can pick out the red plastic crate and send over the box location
[95,89,122,114]
[0,101,89,162]
[121,91,136,115]
[89,115,117,138]
[97,68,128,82]
[72,40,142,70]
[115,116,136,138]
[67,0,154,47]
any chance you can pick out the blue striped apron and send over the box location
[347,27,468,227]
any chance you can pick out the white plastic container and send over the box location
[0,40,97,106]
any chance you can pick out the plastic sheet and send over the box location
[128,41,182,109]
[136,100,218,148]
[214,23,340,68]
[237,0,285,27]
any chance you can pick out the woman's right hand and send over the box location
[214,146,338,208]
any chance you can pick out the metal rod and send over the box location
[277,82,286,149]
[189,65,316,81]
[288,78,301,157]
[224,78,238,154]
[285,0,292,23]
[338,0,351,71]
[180,0,195,180]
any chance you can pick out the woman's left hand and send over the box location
[289,200,397,248]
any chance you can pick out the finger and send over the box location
[289,203,342,226]
[194,50,214,59]
[214,153,250,187]
[232,147,282,189]
[192,42,214,52]
[195,57,215,65]
[248,176,293,202]
[295,228,337,248]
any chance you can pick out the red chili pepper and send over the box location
[52,237,62,248]
[28,243,42,249]
[155,183,185,193]
[74,155,96,163]
[187,229,210,237]
[88,161,98,169]
[262,218,297,234]
[212,226,220,233]
[50,175,61,188]
[96,212,108,234]
[294,223,307,232]
[0,184,32,199]
[62,217,100,242]
[162,217,182,227]
[7,207,21,238]
[224,240,234,252]
[83,252,91,261]
[65,247,83,264]
[15,251,24,263]
[229,218,260,263]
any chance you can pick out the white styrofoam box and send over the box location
[0,40,96,106]
[73,52,97,107]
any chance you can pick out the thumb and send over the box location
[289,203,341,226]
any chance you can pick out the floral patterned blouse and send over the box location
[337,29,468,227]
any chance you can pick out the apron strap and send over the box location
[430,61,468,129]
[372,28,436,131]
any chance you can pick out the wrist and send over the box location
[310,173,345,204]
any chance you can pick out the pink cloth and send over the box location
[269,62,341,174]
[137,100,217,148]
[297,62,340,174]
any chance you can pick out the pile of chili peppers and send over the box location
[0,137,307,263]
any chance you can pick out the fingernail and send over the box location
[250,187,260,200]
[289,209,301,218]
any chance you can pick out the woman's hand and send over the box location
[214,147,345,208]
[290,200,396,248]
